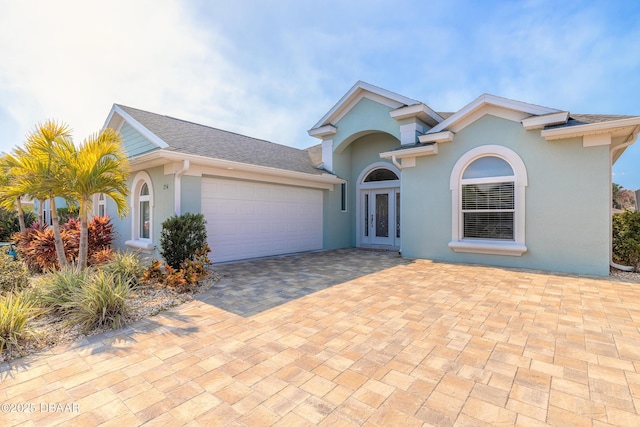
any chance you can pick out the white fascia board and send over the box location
[130,150,344,188]
[105,105,169,149]
[390,104,444,127]
[521,111,569,130]
[418,131,454,144]
[308,124,337,138]
[380,144,437,159]
[312,81,419,129]
[541,117,640,141]
[430,94,559,133]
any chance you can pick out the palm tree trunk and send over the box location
[78,197,89,270]
[39,199,45,225]
[15,197,26,235]
[49,197,67,269]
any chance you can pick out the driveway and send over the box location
[1,248,640,426]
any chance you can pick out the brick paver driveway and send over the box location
[2,248,640,426]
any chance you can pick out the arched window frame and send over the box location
[125,171,155,251]
[449,145,528,256]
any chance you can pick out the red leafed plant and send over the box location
[16,216,114,272]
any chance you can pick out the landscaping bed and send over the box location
[0,269,220,365]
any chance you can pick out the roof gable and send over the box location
[428,94,560,134]
[310,81,421,131]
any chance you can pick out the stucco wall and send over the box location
[401,114,611,275]
[109,166,174,259]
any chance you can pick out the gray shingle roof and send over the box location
[541,114,638,130]
[117,105,324,175]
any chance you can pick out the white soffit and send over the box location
[541,117,640,141]
[380,143,437,159]
[418,131,454,144]
[429,94,559,134]
[390,104,444,127]
[521,111,569,130]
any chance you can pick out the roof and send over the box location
[545,114,638,130]
[116,105,324,175]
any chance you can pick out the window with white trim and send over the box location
[449,145,528,256]
[93,193,107,217]
[126,171,155,251]
[139,183,151,239]
[461,157,514,240]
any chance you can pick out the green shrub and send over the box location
[0,249,29,294]
[64,271,131,332]
[613,210,640,272]
[0,207,36,241]
[40,267,91,314]
[103,251,145,287]
[160,213,207,269]
[0,291,39,354]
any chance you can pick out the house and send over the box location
[102,81,640,275]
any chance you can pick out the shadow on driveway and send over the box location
[198,248,412,317]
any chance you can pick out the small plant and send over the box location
[180,244,211,286]
[0,291,39,354]
[90,248,114,266]
[143,259,165,283]
[0,249,29,294]
[163,264,188,289]
[40,267,92,315]
[160,213,207,269]
[64,271,131,332]
[104,251,144,287]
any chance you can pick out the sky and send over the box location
[1,0,639,189]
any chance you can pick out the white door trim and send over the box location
[355,162,401,249]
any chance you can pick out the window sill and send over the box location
[448,240,527,256]
[125,239,155,253]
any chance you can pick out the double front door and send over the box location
[361,188,400,247]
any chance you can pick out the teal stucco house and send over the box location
[101,81,640,275]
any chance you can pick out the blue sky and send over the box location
[1,0,639,189]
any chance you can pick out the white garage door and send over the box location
[201,178,323,263]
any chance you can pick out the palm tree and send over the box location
[64,128,130,269]
[20,121,75,268]
[0,154,28,235]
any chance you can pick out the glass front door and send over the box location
[362,188,399,246]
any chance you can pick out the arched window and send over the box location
[449,145,528,256]
[126,171,155,251]
[139,184,150,239]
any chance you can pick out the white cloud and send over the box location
[0,0,243,151]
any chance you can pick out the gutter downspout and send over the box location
[391,155,402,170]
[174,160,190,216]
[610,126,639,272]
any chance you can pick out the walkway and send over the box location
[1,249,640,426]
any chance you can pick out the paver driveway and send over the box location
[2,248,640,426]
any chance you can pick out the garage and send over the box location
[201,177,323,263]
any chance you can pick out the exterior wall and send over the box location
[120,122,159,157]
[110,166,174,259]
[181,175,201,215]
[331,97,401,154]
[401,114,611,275]
[324,134,401,249]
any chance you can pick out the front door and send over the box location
[362,188,399,247]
